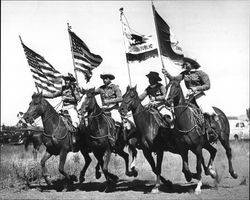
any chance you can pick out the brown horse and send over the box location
[119,85,237,194]
[23,92,100,190]
[80,88,138,192]
[24,129,44,160]
[166,80,238,193]
[119,85,177,194]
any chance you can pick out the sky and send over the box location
[1,1,249,126]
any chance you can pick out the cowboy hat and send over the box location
[100,73,115,80]
[182,57,201,69]
[63,73,76,82]
[146,71,162,82]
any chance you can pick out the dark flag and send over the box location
[153,5,184,61]
[21,41,63,94]
[68,30,103,82]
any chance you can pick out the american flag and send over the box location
[68,30,102,82]
[21,42,63,94]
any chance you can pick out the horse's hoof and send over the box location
[151,187,160,194]
[231,171,238,179]
[185,174,192,182]
[104,183,116,193]
[70,175,77,183]
[96,171,101,179]
[79,175,85,183]
[44,177,52,186]
[209,169,217,179]
[195,189,201,195]
[125,171,134,177]
[133,170,138,177]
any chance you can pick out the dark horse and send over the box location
[119,85,179,194]
[80,88,138,192]
[24,129,43,160]
[166,80,238,191]
[23,92,99,190]
[119,85,238,194]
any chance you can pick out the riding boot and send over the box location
[72,131,79,152]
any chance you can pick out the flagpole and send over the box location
[119,8,132,87]
[19,35,40,93]
[151,1,168,85]
[67,23,80,88]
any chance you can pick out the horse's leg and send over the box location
[58,150,74,191]
[142,148,163,193]
[95,160,102,179]
[202,143,217,178]
[94,149,115,193]
[193,146,203,195]
[219,136,238,179]
[40,151,52,185]
[79,150,92,183]
[180,149,192,182]
[128,143,138,177]
[103,148,118,183]
[151,150,164,194]
[116,148,133,177]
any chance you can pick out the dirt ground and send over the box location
[0,141,249,200]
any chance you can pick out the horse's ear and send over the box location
[126,85,130,91]
[131,84,137,91]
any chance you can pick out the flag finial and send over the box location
[119,7,123,12]
[67,23,72,31]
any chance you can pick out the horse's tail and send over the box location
[212,106,230,139]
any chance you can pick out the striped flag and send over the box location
[21,41,63,94]
[120,9,158,63]
[68,30,103,82]
[153,5,184,61]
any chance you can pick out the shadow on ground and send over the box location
[29,178,214,194]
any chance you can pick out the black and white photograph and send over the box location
[1,1,249,199]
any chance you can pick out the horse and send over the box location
[119,85,180,194]
[165,80,238,192]
[119,85,235,194]
[23,92,100,190]
[80,88,138,192]
[24,129,43,160]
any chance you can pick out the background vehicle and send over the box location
[229,119,249,141]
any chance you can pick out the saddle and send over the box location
[148,106,169,128]
[102,113,118,148]
[60,114,78,151]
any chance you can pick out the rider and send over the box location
[42,73,80,146]
[139,71,173,128]
[95,73,123,122]
[94,73,123,145]
[162,57,218,141]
